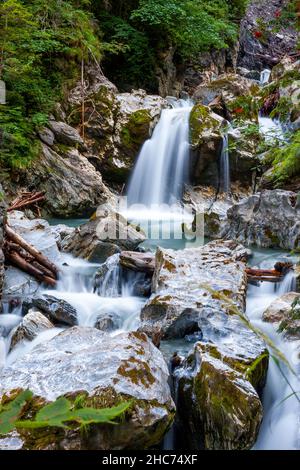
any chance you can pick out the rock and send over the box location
[222,190,300,249]
[10,310,54,350]
[189,104,225,187]
[22,144,113,218]
[48,121,86,151]
[278,296,300,340]
[37,127,55,146]
[0,328,175,450]
[263,292,300,323]
[176,341,266,450]
[236,67,260,81]
[22,295,77,326]
[61,206,145,262]
[50,224,75,249]
[193,73,257,108]
[141,240,249,339]
[67,67,168,184]
[238,0,298,71]
[94,312,122,332]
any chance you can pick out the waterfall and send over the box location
[219,129,231,194]
[247,267,300,450]
[260,69,271,86]
[258,114,284,143]
[127,99,193,208]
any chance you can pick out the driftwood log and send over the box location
[8,191,45,212]
[4,224,58,287]
[120,251,155,274]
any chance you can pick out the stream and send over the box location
[0,93,299,450]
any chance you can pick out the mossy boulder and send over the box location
[0,327,175,450]
[189,103,225,187]
[176,341,267,450]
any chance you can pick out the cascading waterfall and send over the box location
[127,99,193,208]
[0,253,145,367]
[247,266,300,450]
[219,129,231,194]
[260,69,271,86]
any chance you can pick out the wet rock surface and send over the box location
[61,207,145,262]
[263,292,300,323]
[222,190,300,249]
[141,239,250,340]
[140,239,268,449]
[10,310,54,350]
[176,341,266,450]
[23,295,78,327]
[0,327,174,450]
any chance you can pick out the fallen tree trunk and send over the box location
[6,251,56,287]
[5,224,58,278]
[8,191,45,212]
[245,268,283,278]
[120,251,155,274]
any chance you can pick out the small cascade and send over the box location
[260,69,271,86]
[247,263,300,450]
[0,253,146,367]
[258,113,285,143]
[219,128,231,194]
[127,99,193,208]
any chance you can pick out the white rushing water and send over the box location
[247,266,300,450]
[258,114,285,143]
[260,69,271,86]
[219,130,231,194]
[0,253,145,366]
[127,99,193,207]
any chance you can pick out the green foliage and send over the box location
[0,0,101,169]
[264,131,300,187]
[0,390,33,435]
[93,0,248,90]
[0,390,131,435]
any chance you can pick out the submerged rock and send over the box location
[94,312,122,332]
[10,310,54,350]
[223,190,300,250]
[23,295,77,327]
[176,341,266,450]
[0,327,174,450]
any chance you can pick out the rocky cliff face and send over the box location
[238,0,298,70]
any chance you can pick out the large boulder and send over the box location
[141,240,250,340]
[0,327,175,450]
[193,73,258,109]
[189,104,225,187]
[222,190,300,249]
[67,68,167,184]
[140,240,268,450]
[22,144,113,218]
[176,341,266,450]
[61,206,145,263]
